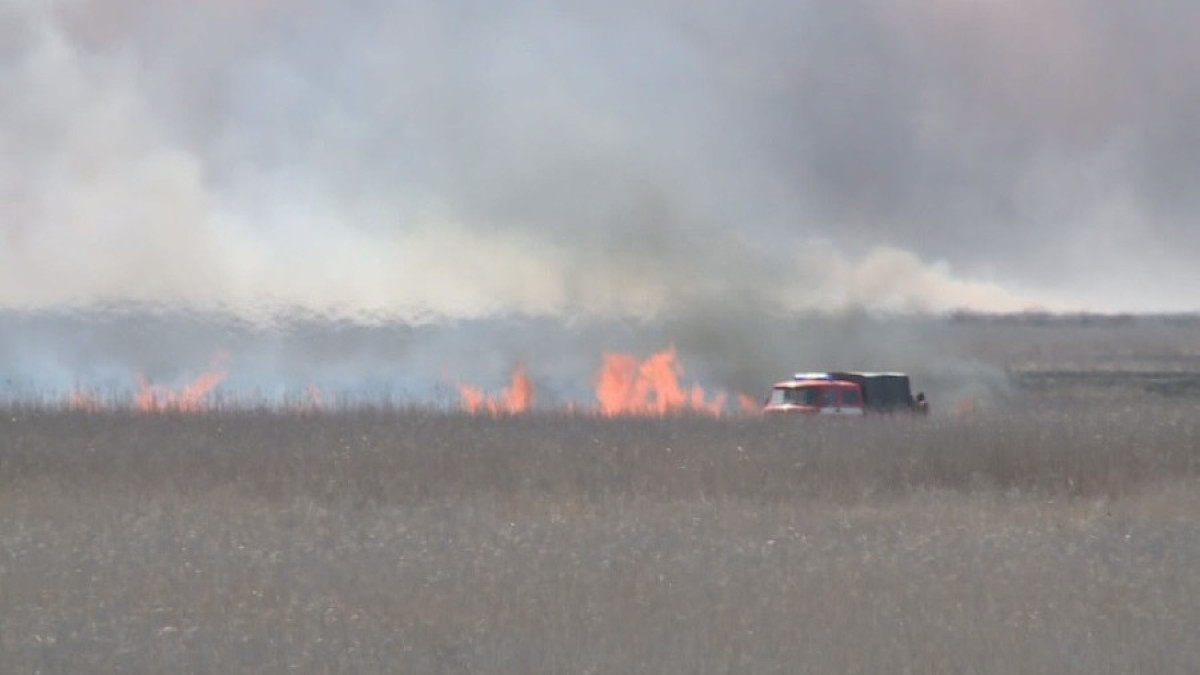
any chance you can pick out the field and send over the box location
[2,315,1200,673]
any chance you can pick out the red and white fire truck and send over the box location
[762,371,928,417]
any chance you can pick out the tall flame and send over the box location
[135,354,229,412]
[458,362,535,415]
[58,346,756,416]
[593,346,726,417]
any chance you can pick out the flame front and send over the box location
[455,347,743,417]
[56,346,753,416]
[458,362,534,415]
[594,346,726,417]
[135,355,229,412]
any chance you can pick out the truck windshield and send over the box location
[771,387,823,406]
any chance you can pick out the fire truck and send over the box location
[762,371,927,416]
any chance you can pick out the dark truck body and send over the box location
[827,372,917,414]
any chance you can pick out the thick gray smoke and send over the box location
[10,0,1197,318]
[2,1,1197,403]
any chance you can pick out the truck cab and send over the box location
[761,371,926,417]
[762,376,864,416]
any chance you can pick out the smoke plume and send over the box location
[2,0,1197,403]
[8,0,1197,319]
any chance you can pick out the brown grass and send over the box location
[1,401,1198,673]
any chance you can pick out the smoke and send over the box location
[8,0,1196,321]
[3,0,1198,403]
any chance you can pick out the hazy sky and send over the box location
[3,0,1199,320]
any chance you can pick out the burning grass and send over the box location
[50,344,754,418]
[1,402,1199,672]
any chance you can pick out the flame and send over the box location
[458,362,534,415]
[58,346,757,416]
[69,389,102,412]
[738,393,762,414]
[594,346,725,417]
[135,354,228,412]
[454,347,747,417]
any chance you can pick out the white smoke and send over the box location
[2,0,1197,323]
[789,244,1061,314]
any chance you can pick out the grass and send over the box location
[1,403,1198,673]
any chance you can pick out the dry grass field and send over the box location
[2,315,1200,673]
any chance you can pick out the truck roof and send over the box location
[773,379,859,389]
[795,371,909,379]
[792,371,834,381]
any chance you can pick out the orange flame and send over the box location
[594,346,726,417]
[69,390,102,412]
[135,355,228,412]
[458,362,534,415]
[60,347,758,416]
[738,393,762,414]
